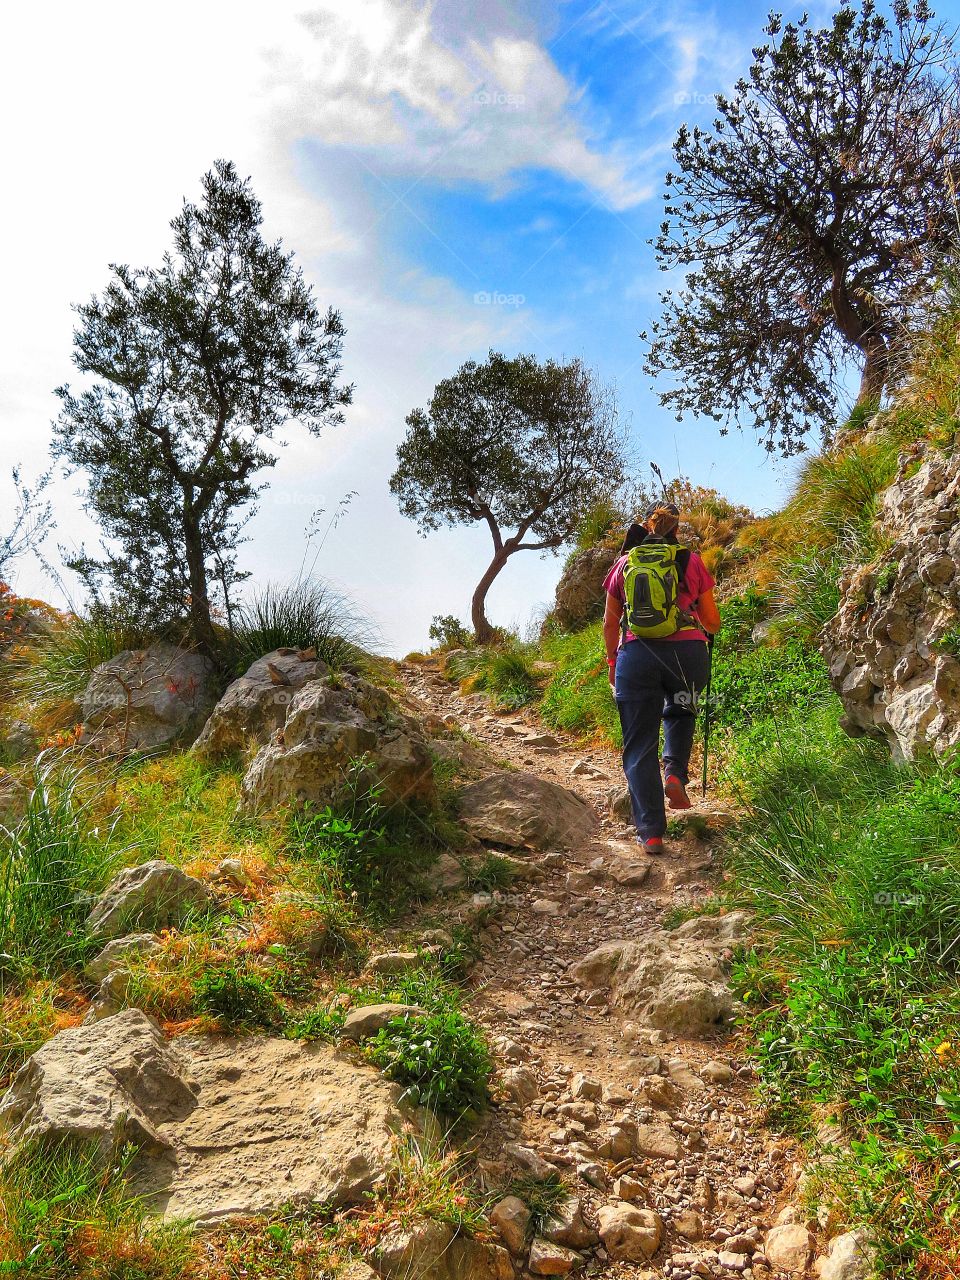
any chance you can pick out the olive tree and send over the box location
[391,351,626,643]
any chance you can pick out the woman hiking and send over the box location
[603,501,721,855]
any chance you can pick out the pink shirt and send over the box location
[604,548,715,644]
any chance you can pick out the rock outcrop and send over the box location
[193,648,328,756]
[549,546,618,631]
[0,771,29,829]
[241,673,434,813]
[456,772,598,850]
[570,912,747,1034]
[82,644,218,752]
[0,1010,416,1227]
[86,860,214,940]
[1,719,38,763]
[822,446,960,760]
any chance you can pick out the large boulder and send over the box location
[1,719,38,764]
[193,648,328,757]
[456,772,598,850]
[86,860,214,940]
[570,912,749,1035]
[373,1219,508,1280]
[0,1010,419,1227]
[81,643,217,752]
[240,673,434,813]
[0,771,30,830]
[822,445,960,760]
[0,1009,196,1159]
[550,546,618,631]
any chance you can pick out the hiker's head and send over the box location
[642,501,680,538]
[619,522,647,555]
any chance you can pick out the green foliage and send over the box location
[285,1003,347,1043]
[463,854,516,893]
[505,1173,570,1233]
[0,760,119,975]
[227,579,374,676]
[935,627,960,662]
[0,1139,194,1277]
[18,607,153,707]
[390,350,625,641]
[646,2,960,452]
[711,633,832,732]
[569,495,627,557]
[428,615,473,650]
[192,960,285,1032]
[365,1008,491,1119]
[539,623,621,746]
[52,159,352,649]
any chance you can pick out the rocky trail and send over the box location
[394,660,838,1280]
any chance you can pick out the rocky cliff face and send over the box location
[821,445,960,761]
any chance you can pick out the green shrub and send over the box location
[0,759,120,975]
[935,627,960,661]
[540,623,621,746]
[193,961,285,1032]
[365,1008,491,1119]
[463,854,515,893]
[227,579,375,676]
[447,642,540,710]
[0,1139,194,1276]
[428,615,473,650]
[18,607,151,707]
[711,634,832,732]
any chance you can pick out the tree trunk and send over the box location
[855,334,889,408]
[182,505,217,654]
[471,550,510,645]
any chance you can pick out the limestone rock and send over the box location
[1,719,38,763]
[550,546,618,631]
[81,643,217,752]
[541,1197,598,1249]
[86,860,214,940]
[365,951,421,976]
[570,912,749,1034]
[822,445,960,760]
[341,1003,428,1040]
[701,1059,735,1085]
[633,1123,682,1160]
[674,1208,704,1241]
[193,649,328,756]
[84,933,161,984]
[765,1223,815,1274]
[373,1219,507,1279]
[490,1196,531,1253]
[456,771,598,850]
[528,1237,580,1275]
[501,1065,539,1105]
[597,1204,663,1262]
[0,1009,195,1158]
[814,1230,877,1280]
[241,673,434,814]
[0,771,30,830]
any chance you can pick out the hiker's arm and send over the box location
[697,589,721,635]
[603,592,622,685]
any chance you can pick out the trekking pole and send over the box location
[701,633,715,798]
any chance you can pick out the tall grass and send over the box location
[227,579,377,676]
[0,758,119,974]
[16,608,152,716]
[445,641,541,711]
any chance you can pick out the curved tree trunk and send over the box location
[183,505,217,655]
[855,334,890,407]
[471,549,510,645]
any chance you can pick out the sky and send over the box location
[0,0,929,654]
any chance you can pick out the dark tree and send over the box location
[391,351,625,643]
[53,160,352,650]
[645,0,960,454]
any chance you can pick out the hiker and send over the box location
[603,502,721,854]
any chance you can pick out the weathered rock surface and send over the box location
[84,933,162,984]
[0,1012,414,1226]
[193,648,328,756]
[597,1204,663,1261]
[814,1229,877,1280]
[341,1003,428,1040]
[550,546,618,631]
[570,912,747,1034]
[1,718,38,763]
[86,860,214,940]
[373,1218,508,1279]
[765,1223,815,1273]
[0,1010,195,1158]
[81,643,217,752]
[456,771,598,850]
[822,445,960,760]
[241,673,434,813]
[0,771,29,829]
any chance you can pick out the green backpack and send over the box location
[623,539,693,638]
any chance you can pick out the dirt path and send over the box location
[398,659,804,1280]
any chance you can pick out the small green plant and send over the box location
[428,615,473,650]
[506,1172,570,1233]
[0,1139,194,1276]
[193,961,285,1032]
[934,627,960,661]
[365,1008,491,1119]
[463,854,515,893]
[286,1003,347,1043]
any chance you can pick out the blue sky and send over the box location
[2,0,950,652]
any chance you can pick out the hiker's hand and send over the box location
[607,657,617,689]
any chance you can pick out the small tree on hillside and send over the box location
[390,351,626,643]
[0,468,53,581]
[645,0,960,454]
[53,160,352,652]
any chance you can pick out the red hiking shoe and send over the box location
[664,775,692,810]
[640,836,664,855]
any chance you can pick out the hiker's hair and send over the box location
[646,505,680,537]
